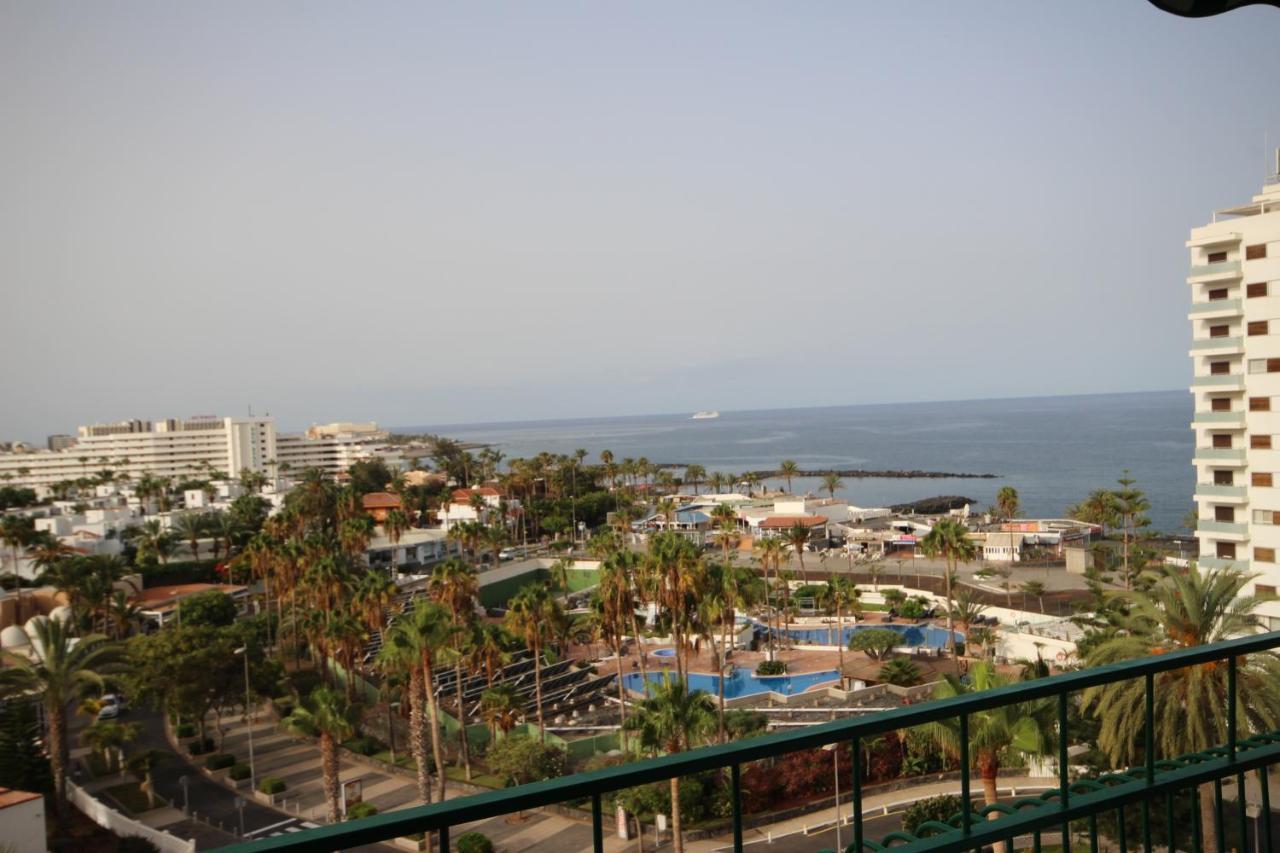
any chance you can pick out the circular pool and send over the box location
[651,648,678,658]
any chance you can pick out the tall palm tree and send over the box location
[684,464,706,495]
[383,601,453,800]
[479,684,523,739]
[994,486,1020,521]
[1019,580,1046,613]
[430,558,479,779]
[505,585,565,742]
[0,619,119,812]
[754,537,787,661]
[778,460,800,493]
[821,474,844,499]
[920,518,976,667]
[1081,564,1280,853]
[80,719,139,774]
[825,576,859,677]
[1,515,33,608]
[624,677,717,853]
[784,522,811,582]
[922,661,1056,853]
[282,685,361,823]
[382,509,410,567]
[171,512,207,561]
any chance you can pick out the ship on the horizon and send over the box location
[690,410,720,420]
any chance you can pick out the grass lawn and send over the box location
[103,782,160,816]
[858,603,888,612]
[444,765,507,788]
[371,750,417,770]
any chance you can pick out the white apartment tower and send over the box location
[1189,158,1280,627]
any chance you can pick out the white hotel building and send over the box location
[0,416,403,489]
[1188,163,1280,626]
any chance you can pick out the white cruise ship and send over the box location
[690,411,720,420]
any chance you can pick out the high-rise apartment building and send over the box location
[1189,160,1280,626]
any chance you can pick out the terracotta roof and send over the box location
[759,514,829,530]
[361,492,402,509]
[451,487,502,502]
[0,788,43,809]
[131,583,247,607]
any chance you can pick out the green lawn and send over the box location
[444,765,507,788]
[371,750,417,770]
[104,782,160,815]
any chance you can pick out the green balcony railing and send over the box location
[1195,483,1247,499]
[1197,520,1249,536]
[1189,297,1243,315]
[219,631,1280,853]
[1189,260,1242,279]
[1191,336,1243,351]
[1192,410,1246,424]
[1196,556,1250,571]
[1195,447,1247,462]
[1191,373,1245,387]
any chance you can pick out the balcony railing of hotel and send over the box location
[1193,410,1246,424]
[1189,260,1243,279]
[1197,520,1250,536]
[222,631,1280,853]
[1189,298,1243,315]
[1191,373,1245,387]
[1196,555,1250,571]
[1196,483,1248,498]
[1190,336,1243,351]
[1195,447,1247,462]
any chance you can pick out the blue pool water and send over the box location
[651,648,678,658]
[622,668,840,699]
[766,622,961,648]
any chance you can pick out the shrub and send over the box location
[902,794,966,835]
[849,629,902,660]
[228,763,251,781]
[754,660,787,676]
[175,722,196,738]
[877,656,924,687]
[455,831,494,853]
[204,753,235,771]
[344,735,384,757]
[345,801,378,820]
[900,598,928,619]
[486,735,567,786]
[259,777,287,795]
[724,710,769,739]
[188,738,215,756]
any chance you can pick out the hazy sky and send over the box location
[3,2,1279,440]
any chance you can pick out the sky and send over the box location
[2,2,1280,440]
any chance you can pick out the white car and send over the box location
[498,548,520,562]
[96,694,125,720]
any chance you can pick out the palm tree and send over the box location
[282,685,361,823]
[623,676,717,853]
[922,661,1056,853]
[172,512,206,561]
[994,486,1020,521]
[754,538,786,661]
[778,460,800,493]
[126,749,171,810]
[784,522,811,582]
[505,584,565,742]
[382,508,410,565]
[821,473,844,499]
[479,685,523,739]
[1019,580,1047,613]
[1,515,33,609]
[920,518,976,667]
[380,601,453,803]
[429,558,479,779]
[0,618,119,812]
[878,656,924,687]
[1081,564,1280,853]
[81,719,139,775]
[684,464,706,495]
[826,576,859,677]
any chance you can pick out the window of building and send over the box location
[1248,282,1269,298]
[1214,433,1234,448]
[1211,361,1231,375]
[1249,321,1270,336]
[1209,287,1229,301]
[1247,244,1268,261]
[1251,397,1272,412]
[1249,359,1280,373]
[1258,585,1277,598]
[1212,397,1232,412]
[1254,510,1280,524]
[1216,506,1236,522]
[1208,251,1229,263]
[1254,473,1273,487]
[1255,547,1276,563]
[1218,542,1237,559]
[1211,324,1231,338]
[1216,470,1236,485]
[1253,435,1273,449]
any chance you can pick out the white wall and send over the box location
[0,795,45,853]
[68,780,195,853]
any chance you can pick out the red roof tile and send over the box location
[361,492,402,509]
[759,515,829,530]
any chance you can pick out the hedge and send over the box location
[259,777,287,795]
[456,832,494,853]
[229,763,252,781]
[204,753,235,771]
[346,802,378,820]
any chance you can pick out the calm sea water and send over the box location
[404,390,1194,533]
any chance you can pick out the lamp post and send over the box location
[388,701,400,765]
[234,646,256,789]
[236,797,247,837]
[823,743,841,853]
[178,774,190,815]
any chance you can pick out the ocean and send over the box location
[403,390,1194,534]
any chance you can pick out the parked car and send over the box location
[498,547,520,561]
[97,693,126,720]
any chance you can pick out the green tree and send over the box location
[381,601,453,804]
[0,698,52,793]
[485,734,567,787]
[778,460,800,494]
[179,589,238,627]
[994,486,1020,520]
[921,661,1055,852]
[0,618,120,812]
[505,584,565,742]
[821,473,844,499]
[849,628,900,661]
[1019,580,1047,613]
[1113,470,1151,589]
[878,656,924,687]
[622,676,716,853]
[478,685,523,739]
[282,685,361,823]
[784,522,811,582]
[126,748,171,810]
[920,518,976,666]
[1081,564,1280,853]
[81,719,139,774]
[171,512,207,561]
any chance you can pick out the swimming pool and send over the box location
[621,668,841,699]
[651,648,678,658]
[763,622,961,648]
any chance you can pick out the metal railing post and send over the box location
[1260,766,1274,853]
[1059,690,1071,853]
[1214,778,1226,853]
[731,763,743,853]
[852,736,863,852]
[960,713,971,836]
[591,792,603,853]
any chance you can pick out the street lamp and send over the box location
[236,797,247,837]
[234,646,256,789]
[178,774,190,815]
[823,743,841,853]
